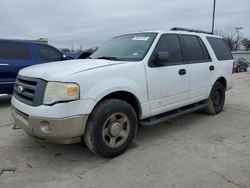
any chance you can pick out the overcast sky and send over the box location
[0,0,249,49]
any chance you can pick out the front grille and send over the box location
[13,75,47,106]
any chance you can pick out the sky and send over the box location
[0,0,249,50]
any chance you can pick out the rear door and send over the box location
[0,41,33,94]
[181,35,213,103]
[145,34,190,116]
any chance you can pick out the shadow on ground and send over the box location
[0,95,12,107]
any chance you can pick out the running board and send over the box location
[140,101,208,126]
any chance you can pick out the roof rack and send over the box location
[170,27,213,35]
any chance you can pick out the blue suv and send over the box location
[0,39,68,95]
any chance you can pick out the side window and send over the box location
[151,34,183,65]
[206,37,233,61]
[182,35,205,62]
[0,42,30,60]
[36,44,63,62]
[197,37,211,61]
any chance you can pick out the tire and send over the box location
[84,99,138,158]
[203,82,226,115]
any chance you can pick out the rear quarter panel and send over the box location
[201,35,234,91]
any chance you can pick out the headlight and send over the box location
[43,82,80,105]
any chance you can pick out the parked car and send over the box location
[65,51,94,59]
[65,51,83,59]
[0,39,69,94]
[233,58,248,72]
[11,28,234,158]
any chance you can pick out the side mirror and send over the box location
[154,51,169,66]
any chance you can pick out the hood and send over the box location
[19,59,127,81]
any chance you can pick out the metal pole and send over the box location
[212,0,216,34]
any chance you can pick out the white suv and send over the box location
[11,28,234,158]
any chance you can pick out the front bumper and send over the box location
[11,107,88,144]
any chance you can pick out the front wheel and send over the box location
[203,82,226,115]
[84,99,138,158]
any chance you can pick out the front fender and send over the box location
[83,77,147,103]
[79,77,150,118]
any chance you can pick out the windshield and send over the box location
[90,33,157,61]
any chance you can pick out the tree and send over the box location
[78,47,99,59]
[84,46,99,54]
[61,48,71,53]
[215,28,241,51]
[241,38,250,51]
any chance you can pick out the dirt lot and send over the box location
[0,72,250,188]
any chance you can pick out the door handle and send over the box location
[179,69,186,75]
[209,65,215,71]
[0,64,9,66]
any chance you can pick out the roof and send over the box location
[122,28,219,38]
[0,38,48,44]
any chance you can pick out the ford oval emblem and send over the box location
[17,86,24,94]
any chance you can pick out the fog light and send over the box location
[40,121,51,133]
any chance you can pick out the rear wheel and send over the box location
[84,99,137,158]
[203,82,225,115]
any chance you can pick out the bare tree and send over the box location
[78,47,99,59]
[241,38,250,51]
[84,46,99,54]
[214,28,241,51]
[61,48,71,53]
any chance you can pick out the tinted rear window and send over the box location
[0,42,30,60]
[206,37,233,60]
[183,35,206,62]
[197,37,211,61]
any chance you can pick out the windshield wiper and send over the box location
[96,56,121,61]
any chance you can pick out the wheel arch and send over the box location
[98,91,142,118]
[215,77,227,89]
